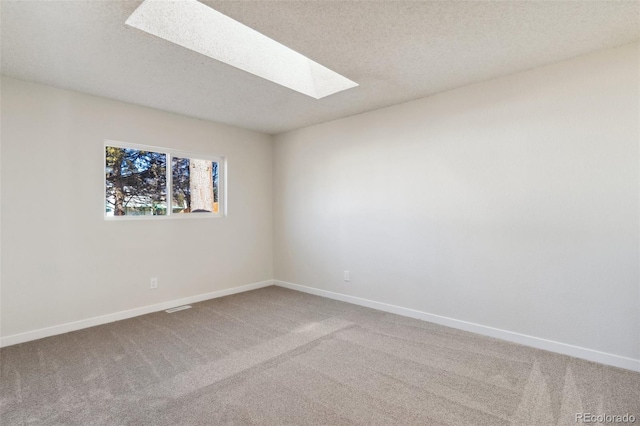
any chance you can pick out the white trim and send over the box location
[5,278,637,372]
[222,156,228,217]
[105,140,225,163]
[274,280,640,372]
[0,280,273,348]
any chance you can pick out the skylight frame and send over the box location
[125,0,358,99]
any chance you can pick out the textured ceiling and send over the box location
[2,1,639,135]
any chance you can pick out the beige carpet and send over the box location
[1,286,638,425]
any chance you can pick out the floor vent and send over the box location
[165,305,192,313]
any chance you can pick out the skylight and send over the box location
[125,0,358,99]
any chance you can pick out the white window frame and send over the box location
[104,140,226,220]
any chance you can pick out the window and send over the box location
[105,141,224,219]
[125,0,358,99]
[171,157,220,214]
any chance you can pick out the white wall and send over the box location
[274,43,640,361]
[1,77,273,338]
[2,43,639,368]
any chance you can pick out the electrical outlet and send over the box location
[343,271,350,282]
[150,277,158,289]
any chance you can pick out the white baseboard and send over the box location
[0,280,274,348]
[5,278,638,373]
[274,280,640,373]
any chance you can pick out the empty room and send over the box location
[1,1,639,425]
